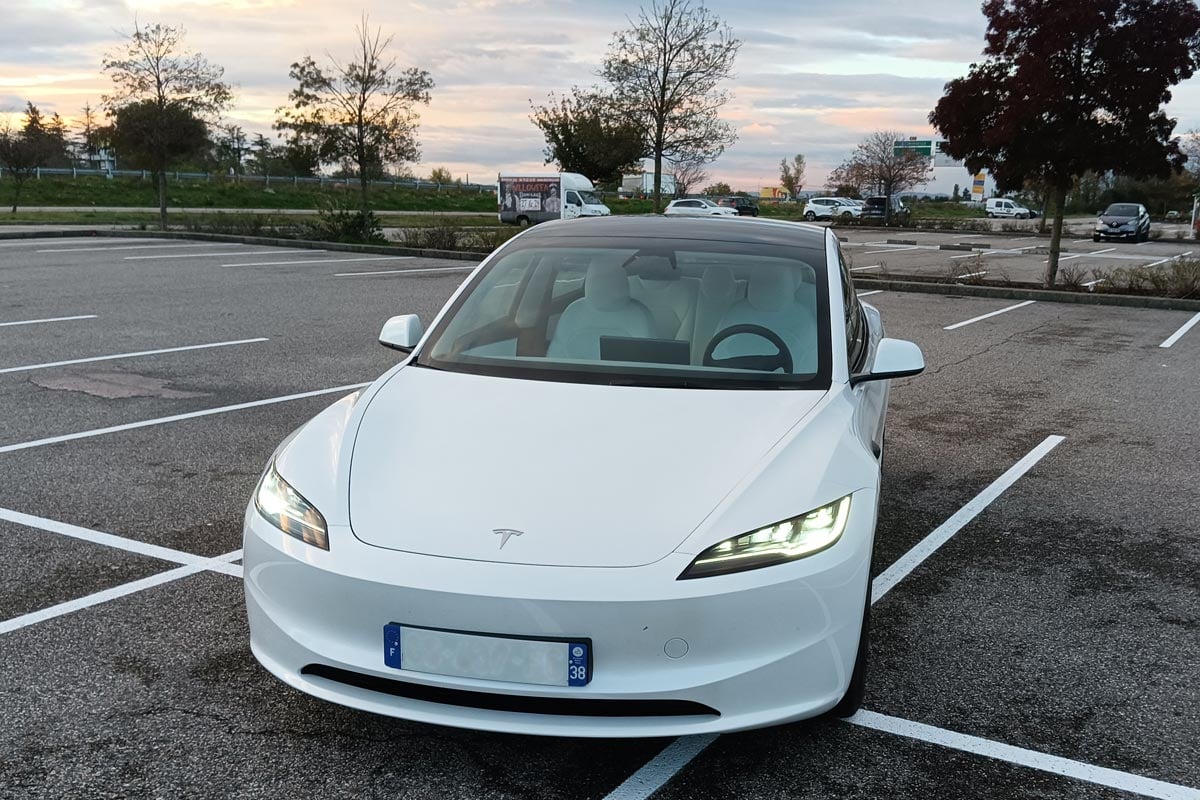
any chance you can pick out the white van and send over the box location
[986,198,1034,219]
[498,172,611,226]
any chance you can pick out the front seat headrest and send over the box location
[748,266,798,312]
[585,261,633,311]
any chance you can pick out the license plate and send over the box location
[384,624,591,687]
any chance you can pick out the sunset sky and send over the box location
[8,0,1200,189]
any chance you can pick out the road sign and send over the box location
[894,139,933,157]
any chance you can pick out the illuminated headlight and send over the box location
[254,463,328,550]
[679,496,852,579]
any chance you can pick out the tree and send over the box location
[830,131,932,224]
[702,181,732,195]
[779,154,805,198]
[105,99,208,188]
[952,183,960,200]
[961,186,971,201]
[428,166,453,184]
[530,89,645,187]
[832,184,861,199]
[931,0,1200,287]
[102,21,231,229]
[75,102,104,166]
[277,15,433,238]
[214,124,248,175]
[601,0,740,211]
[670,153,708,196]
[0,104,67,213]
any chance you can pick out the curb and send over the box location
[0,229,489,262]
[855,277,1200,311]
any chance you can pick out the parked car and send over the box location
[860,196,910,224]
[804,197,857,220]
[1094,203,1151,242]
[717,196,760,216]
[244,215,926,737]
[985,197,1034,219]
[834,198,863,218]
[664,198,739,217]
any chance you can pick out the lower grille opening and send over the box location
[301,664,720,718]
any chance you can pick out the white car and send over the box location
[985,198,1034,219]
[244,216,925,737]
[804,196,858,220]
[664,198,739,217]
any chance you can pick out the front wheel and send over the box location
[516,216,530,228]
[828,581,871,718]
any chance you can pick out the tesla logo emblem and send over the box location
[493,528,524,549]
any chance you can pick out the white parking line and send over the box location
[334,266,474,277]
[1145,251,1192,268]
[1136,240,1157,247]
[956,271,987,279]
[863,247,914,255]
[871,435,1065,603]
[126,249,309,260]
[222,256,415,268]
[943,300,1037,330]
[857,290,883,297]
[0,337,268,375]
[603,735,720,800]
[0,550,242,636]
[0,238,144,248]
[0,314,96,328]
[848,265,881,272]
[0,506,241,576]
[37,243,241,253]
[849,711,1200,800]
[1159,312,1200,348]
[0,382,369,454]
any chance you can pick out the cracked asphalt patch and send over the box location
[1,238,1197,799]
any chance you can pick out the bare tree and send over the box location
[102,22,231,229]
[832,131,932,223]
[601,0,740,211]
[670,154,708,196]
[277,15,433,238]
[779,153,805,198]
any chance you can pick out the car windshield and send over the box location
[1105,204,1138,217]
[578,190,601,205]
[697,199,718,207]
[418,236,832,390]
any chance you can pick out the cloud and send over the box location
[4,0,1200,190]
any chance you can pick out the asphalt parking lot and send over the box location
[1,236,1198,799]
[833,227,1198,285]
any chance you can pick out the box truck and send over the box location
[498,172,611,226]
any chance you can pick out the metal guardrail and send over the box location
[6,167,497,194]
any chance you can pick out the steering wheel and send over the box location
[702,324,793,373]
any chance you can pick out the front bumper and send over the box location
[243,489,875,737]
[1095,227,1139,239]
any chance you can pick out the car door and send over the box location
[563,191,582,220]
[837,247,887,456]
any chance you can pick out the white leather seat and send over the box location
[628,257,700,342]
[691,265,741,364]
[711,265,818,373]
[547,261,655,360]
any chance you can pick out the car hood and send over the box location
[348,366,828,567]
[1099,214,1136,225]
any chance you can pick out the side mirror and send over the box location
[850,338,925,386]
[379,314,424,353]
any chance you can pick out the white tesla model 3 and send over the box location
[244,216,925,737]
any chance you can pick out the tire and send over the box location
[1017,212,1029,219]
[1093,235,1101,242]
[752,210,759,217]
[516,216,530,228]
[805,211,817,221]
[986,212,994,218]
[828,571,872,718]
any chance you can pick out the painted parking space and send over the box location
[0,237,1196,800]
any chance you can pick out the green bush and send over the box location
[302,199,385,243]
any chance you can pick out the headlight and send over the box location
[255,462,328,549]
[679,496,852,579]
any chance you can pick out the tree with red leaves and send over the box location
[931,0,1200,287]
